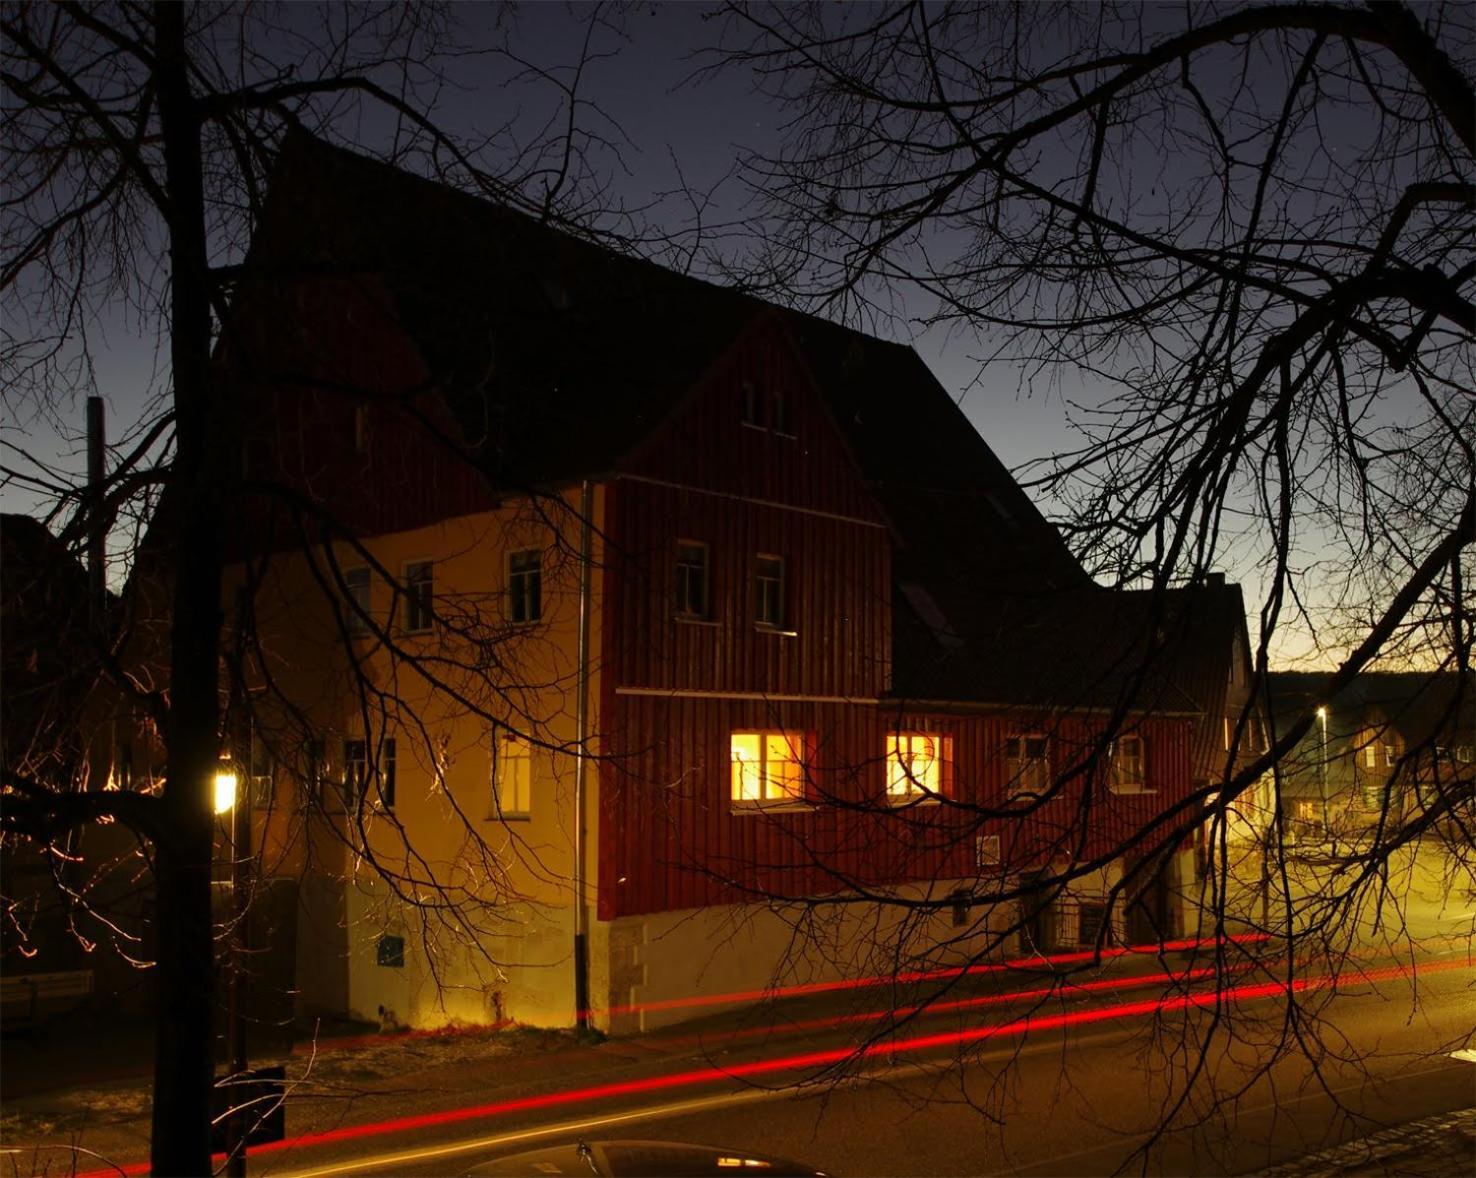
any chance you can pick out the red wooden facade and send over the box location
[594,319,1195,920]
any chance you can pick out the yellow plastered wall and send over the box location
[226,484,604,1029]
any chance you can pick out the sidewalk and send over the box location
[1256,1107,1475,1177]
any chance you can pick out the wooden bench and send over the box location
[0,970,94,1034]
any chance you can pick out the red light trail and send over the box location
[74,949,1463,1178]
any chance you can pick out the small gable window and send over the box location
[741,381,762,427]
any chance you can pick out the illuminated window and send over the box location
[1108,735,1148,793]
[754,555,785,628]
[675,541,709,619]
[1006,735,1049,798]
[508,549,542,624]
[1382,743,1398,768]
[493,732,532,819]
[730,732,806,806]
[886,732,948,799]
[1363,742,1377,769]
[344,566,371,635]
[404,561,434,632]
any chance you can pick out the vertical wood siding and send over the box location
[597,697,1196,919]
[227,275,493,557]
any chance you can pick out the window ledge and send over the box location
[886,794,942,808]
[486,813,532,822]
[675,615,721,627]
[755,624,798,637]
[1108,785,1157,796]
[731,800,815,815]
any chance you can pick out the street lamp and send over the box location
[214,764,238,815]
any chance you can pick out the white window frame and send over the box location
[403,560,434,633]
[1006,734,1050,800]
[493,732,532,819]
[730,731,808,809]
[343,566,371,635]
[507,548,542,625]
[675,541,710,620]
[886,731,949,802]
[1108,734,1151,794]
[754,554,785,629]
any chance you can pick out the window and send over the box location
[886,732,948,800]
[675,542,709,619]
[404,561,434,632]
[754,555,785,629]
[343,739,367,806]
[304,738,325,809]
[1363,743,1377,769]
[771,389,790,435]
[731,732,806,806]
[1383,743,1398,768]
[344,566,371,635]
[741,381,762,427]
[249,729,274,808]
[1078,902,1109,947]
[1006,735,1050,798]
[1109,735,1148,794]
[353,404,371,455]
[493,732,532,819]
[343,738,395,809]
[377,738,396,810]
[508,549,542,624]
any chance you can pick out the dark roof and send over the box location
[243,134,1244,715]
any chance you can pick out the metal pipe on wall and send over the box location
[573,480,594,1030]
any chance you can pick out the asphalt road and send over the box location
[265,957,1475,1178]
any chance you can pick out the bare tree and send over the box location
[690,0,1475,1159]
[1,3,636,1172]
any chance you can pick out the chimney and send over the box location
[1205,571,1225,590]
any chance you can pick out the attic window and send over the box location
[741,382,761,427]
[900,582,965,650]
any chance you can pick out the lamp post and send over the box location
[1316,707,1330,834]
[213,761,249,1178]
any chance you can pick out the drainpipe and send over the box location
[573,480,593,1031]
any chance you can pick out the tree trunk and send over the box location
[151,3,227,1173]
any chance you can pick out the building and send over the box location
[1265,671,1474,847]
[123,133,1251,1033]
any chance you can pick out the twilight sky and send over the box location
[0,2,1070,521]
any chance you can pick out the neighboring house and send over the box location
[1265,671,1474,846]
[126,132,1247,1033]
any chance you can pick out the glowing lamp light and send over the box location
[1316,706,1328,720]
[213,765,239,814]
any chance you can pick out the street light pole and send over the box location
[214,762,249,1178]
[1316,707,1330,834]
